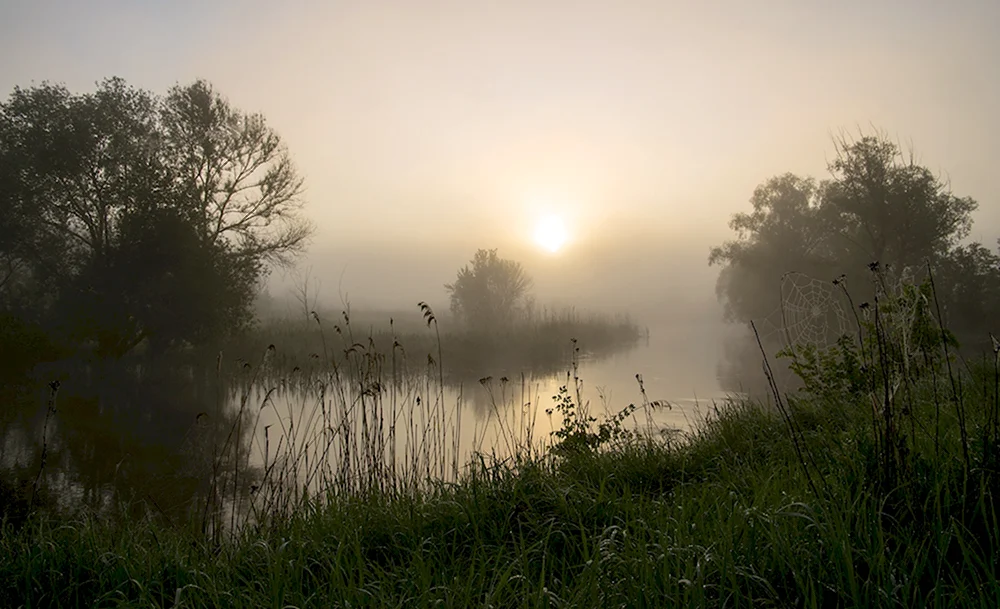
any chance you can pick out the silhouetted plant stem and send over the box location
[29,381,59,513]
[927,263,969,472]
[752,321,824,500]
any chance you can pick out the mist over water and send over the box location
[2,0,998,542]
[4,4,1000,606]
[3,311,735,524]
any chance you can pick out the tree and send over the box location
[932,242,1000,354]
[823,132,977,273]
[445,249,533,330]
[161,80,310,266]
[712,135,979,328]
[709,131,987,391]
[0,78,174,351]
[709,174,833,324]
[0,78,312,357]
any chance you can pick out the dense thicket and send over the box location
[0,78,311,361]
[711,132,998,390]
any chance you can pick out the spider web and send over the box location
[757,272,851,353]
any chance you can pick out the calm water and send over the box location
[1,324,732,527]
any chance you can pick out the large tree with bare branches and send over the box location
[0,78,311,357]
[161,80,310,265]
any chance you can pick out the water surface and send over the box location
[1,325,732,528]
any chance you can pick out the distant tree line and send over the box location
[0,78,311,366]
[710,131,999,390]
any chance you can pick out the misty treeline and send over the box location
[240,249,638,382]
[711,131,998,391]
[0,78,311,370]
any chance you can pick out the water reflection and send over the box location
[2,333,729,530]
[1,362,246,530]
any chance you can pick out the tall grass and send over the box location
[186,302,587,545]
[196,304,458,542]
[1,272,997,607]
[230,304,642,383]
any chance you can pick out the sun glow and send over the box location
[533,214,569,253]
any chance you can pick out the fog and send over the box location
[6,0,1000,536]
[3,0,998,358]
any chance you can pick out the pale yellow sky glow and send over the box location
[1,0,997,311]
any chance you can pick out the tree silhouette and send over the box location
[712,132,981,329]
[709,174,834,325]
[161,80,311,265]
[710,131,994,389]
[445,249,533,331]
[823,133,976,272]
[932,242,1000,353]
[0,78,312,357]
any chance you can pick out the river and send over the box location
[1,321,735,529]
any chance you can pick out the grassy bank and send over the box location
[2,282,998,607]
[2,392,996,607]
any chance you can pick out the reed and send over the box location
[2,278,997,607]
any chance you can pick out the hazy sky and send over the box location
[2,0,998,312]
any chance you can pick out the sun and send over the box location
[533,214,569,253]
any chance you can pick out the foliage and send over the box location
[229,304,641,386]
[445,248,533,330]
[824,134,976,270]
[781,270,957,405]
[780,334,866,404]
[160,80,311,266]
[2,278,999,606]
[932,242,1000,353]
[546,383,638,456]
[2,367,997,606]
[710,130,995,391]
[0,78,170,328]
[0,78,311,357]
[709,173,833,324]
[777,269,994,493]
[0,313,65,378]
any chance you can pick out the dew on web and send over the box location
[756,272,851,354]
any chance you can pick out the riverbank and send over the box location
[3,278,998,606]
[228,305,644,382]
[2,373,996,606]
